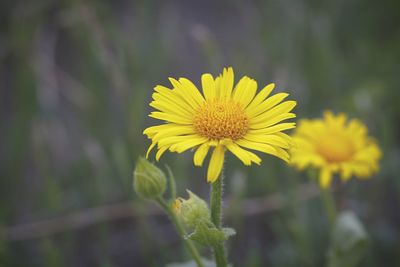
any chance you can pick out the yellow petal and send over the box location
[178,77,205,106]
[214,75,222,99]
[246,93,289,118]
[146,142,156,158]
[149,101,193,120]
[207,145,225,183]
[223,140,251,165]
[153,86,194,113]
[149,111,192,124]
[250,101,297,125]
[156,146,169,161]
[194,142,211,166]
[201,73,216,100]
[158,134,201,148]
[219,67,234,99]
[235,139,289,162]
[247,83,275,110]
[244,133,291,148]
[170,136,208,153]
[233,77,257,108]
[221,139,261,165]
[169,78,200,110]
[319,168,332,189]
[248,122,296,135]
[250,113,296,129]
[151,125,195,142]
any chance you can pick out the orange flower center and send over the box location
[316,133,355,162]
[193,100,249,140]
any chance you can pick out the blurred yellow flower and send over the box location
[144,67,296,182]
[290,111,382,188]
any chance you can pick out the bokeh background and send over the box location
[1,0,400,266]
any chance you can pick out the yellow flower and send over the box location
[290,111,382,188]
[144,67,296,182]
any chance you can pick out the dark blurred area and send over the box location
[1,0,400,266]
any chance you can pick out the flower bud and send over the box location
[173,190,211,228]
[133,157,166,200]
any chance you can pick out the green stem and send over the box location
[210,171,228,267]
[321,188,337,227]
[156,197,205,267]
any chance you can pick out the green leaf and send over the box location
[186,222,236,247]
[327,211,369,267]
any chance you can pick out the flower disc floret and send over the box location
[194,100,248,140]
[316,133,355,162]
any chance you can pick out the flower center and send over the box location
[316,133,355,162]
[193,100,249,140]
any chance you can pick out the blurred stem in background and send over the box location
[210,170,228,267]
[308,170,337,227]
[156,197,205,267]
[321,189,337,227]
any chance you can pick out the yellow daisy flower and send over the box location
[144,67,296,182]
[290,111,382,188]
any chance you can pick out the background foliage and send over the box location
[1,0,400,266]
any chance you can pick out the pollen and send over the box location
[193,100,249,140]
[316,133,355,162]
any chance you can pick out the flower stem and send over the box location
[210,171,228,267]
[321,188,337,227]
[156,197,205,267]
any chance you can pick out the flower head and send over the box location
[290,111,382,188]
[144,67,296,182]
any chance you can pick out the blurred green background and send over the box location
[1,0,400,266]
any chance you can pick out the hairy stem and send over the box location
[210,171,228,267]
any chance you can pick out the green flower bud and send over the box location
[173,190,211,228]
[133,157,166,200]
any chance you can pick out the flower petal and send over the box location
[169,78,201,110]
[250,101,297,125]
[235,139,289,162]
[247,83,275,110]
[149,111,192,124]
[194,142,211,166]
[233,77,257,108]
[224,140,261,165]
[246,93,289,118]
[219,67,234,99]
[156,146,169,161]
[250,113,296,129]
[170,136,208,153]
[153,86,195,113]
[207,145,225,183]
[178,77,205,106]
[201,73,216,100]
[248,122,296,135]
[319,168,332,189]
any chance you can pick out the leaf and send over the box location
[186,222,236,247]
[327,211,369,267]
